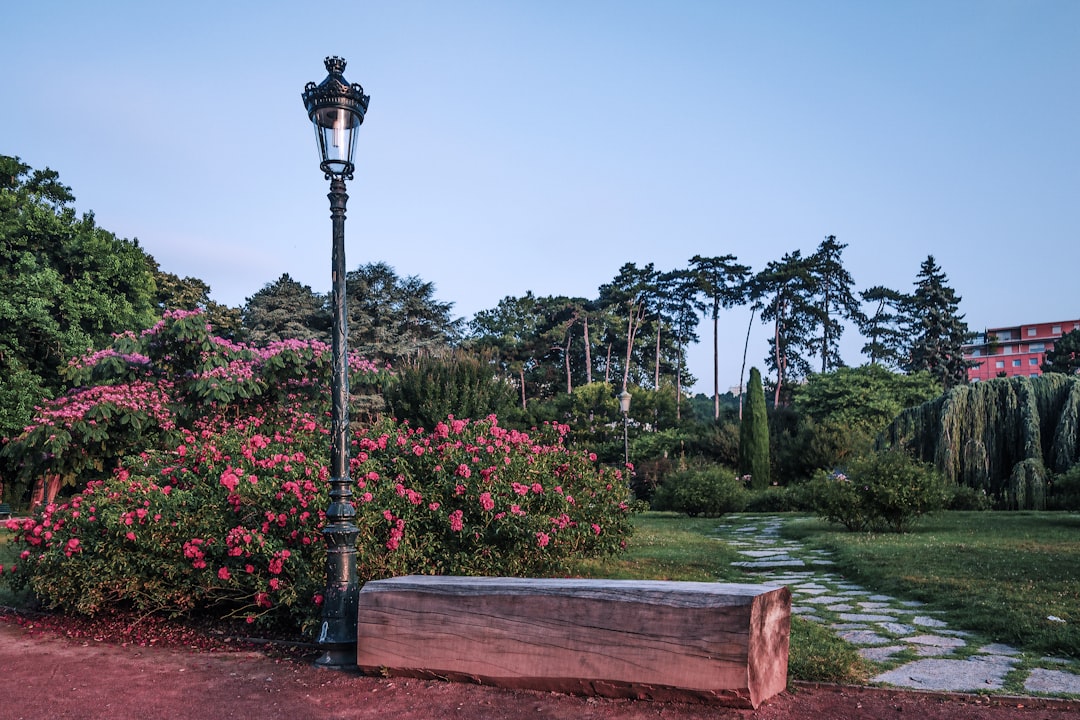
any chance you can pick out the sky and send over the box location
[4,1,1078,393]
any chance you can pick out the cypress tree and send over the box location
[739,366,771,489]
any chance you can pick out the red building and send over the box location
[964,319,1080,382]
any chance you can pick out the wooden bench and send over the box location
[0,504,11,520]
[355,576,790,709]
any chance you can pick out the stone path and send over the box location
[715,514,1080,698]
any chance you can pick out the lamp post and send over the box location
[618,389,632,467]
[302,56,369,670]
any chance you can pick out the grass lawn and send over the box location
[782,511,1080,660]
[568,512,873,684]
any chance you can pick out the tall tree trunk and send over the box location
[30,475,45,508]
[605,343,612,384]
[773,298,786,408]
[739,307,756,420]
[713,300,720,421]
[822,283,831,374]
[583,315,592,385]
[519,366,526,410]
[654,322,661,390]
[622,303,645,392]
[676,338,683,421]
[564,332,573,394]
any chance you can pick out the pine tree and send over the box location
[808,235,864,373]
[859,285,911,368]
[1042,329,1080,375]
[905,256,971,389]
[689,254,750,420]
[739,366,771,489]
[750,250,817,405]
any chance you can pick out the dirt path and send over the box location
[1,615,1077,720]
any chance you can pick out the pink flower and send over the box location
[218,567,231,580]
[66,538,80,552]
[479,492,495,511]
[220,469,240,492]
[449,510,464,532]
[536,532,551,548]
[592,524,602,535]
[125,531,136,541]
[456,464,472,479]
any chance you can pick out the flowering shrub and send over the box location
[2,412,640,634]
[807,450,949,532]
[2,309,389,495]
[651,466,747,517]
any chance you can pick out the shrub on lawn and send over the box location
[744,484,815,513]
[651,467,747,517]
[806,450,949,532]
[1,413,641,634]
[1048,465,1080,511]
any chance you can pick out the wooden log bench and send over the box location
[355,576,790,709]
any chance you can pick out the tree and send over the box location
[597,263,660,392]
[689,255,750,420]
[383,352,515,430]
[738,367,771,489]
[346,262,462,364]
[793,365,941,436]
[656,269,703,419]
[750,251,818,406]
[808,236,863,374]
[149,264,243,340]
[1042,329,1080,376]
[0,155,158,439]
[905,256,971,389]
[859,285,910,368]
[468,293,546,409]
[242,273,329,345]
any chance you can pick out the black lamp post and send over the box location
[302,56,369,670]
[618,389,632,467]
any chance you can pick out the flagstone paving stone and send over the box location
[715,514,1080,698]
[873,656,1018,692]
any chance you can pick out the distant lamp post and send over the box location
[618,389,632,467]
[302,56,369,670]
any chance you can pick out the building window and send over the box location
[1030,358,1039,366]
[995,361,1005,369]
[1012,359,1022,367]
[1029,343,1045,353]
[1032,373,1041,378]
[1053,325,1062,334]
[1028,328,1037,336]
[971,349,981,357]
[1003,346,1012,354]
[999,330,1012,340]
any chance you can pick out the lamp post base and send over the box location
[313,645,358,671]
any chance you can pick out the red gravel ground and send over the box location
[1,611,1077,720]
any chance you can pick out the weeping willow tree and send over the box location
[880,374,1080,509]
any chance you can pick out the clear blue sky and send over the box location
[5,1,1078,392]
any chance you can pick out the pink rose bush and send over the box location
[2,408,640,635]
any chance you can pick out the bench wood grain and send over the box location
[355,576,790,708]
